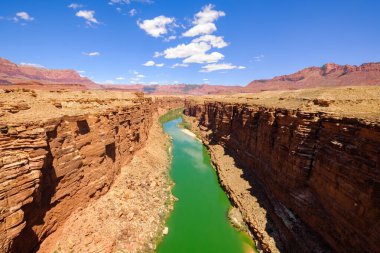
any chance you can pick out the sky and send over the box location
[0,0,379,86]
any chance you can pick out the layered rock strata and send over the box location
[0,89,183,252]
[184,98,380,253]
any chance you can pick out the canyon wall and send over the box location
[0,93,183,253]
[184,100,380,253]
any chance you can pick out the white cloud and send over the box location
[149,81,159,85]
[15,12,34,21]
[68,3,84,9]
[109,0,153,5]
[200,63,246,72]
[192,35,228,48]
[129,9,137,16]
[143,60,164,67]
[164,35,177,41]
[193,4,225,25]
[183,52,224,64]
[143,60,155,66]
[77,70,85,73]
[182,4,225,37]
[163,42,211,59]
[115,77,125,80]
[137,15,174,37]
[104,80,115,84]
[183,23,216,37]
[171,63,189,68]
[19,62,44,68]
[83,51,100,56]
[173,80,179,84]
[153,51,163,58]
[76,10,98,24]
[137,74,145,78]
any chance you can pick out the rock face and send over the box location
[246,62,380,92]
[0,58,97,89]
[0,90,183,252]
[184,100,380,253]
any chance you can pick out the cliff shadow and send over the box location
[10,128,60,253]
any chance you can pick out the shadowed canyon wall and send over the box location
[184,100,380,253]
[0,96,183,253]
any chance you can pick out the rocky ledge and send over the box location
[0,89,183,252]
[184,86,380,253]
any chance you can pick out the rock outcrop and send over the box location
[184,91,380,253]
[246,62,380,92]
[0,89,183,252]
[0,58,98,89]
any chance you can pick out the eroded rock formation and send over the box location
[0,90,183,252]
[184,90,380,253]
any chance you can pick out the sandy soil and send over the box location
[38,113,174,253]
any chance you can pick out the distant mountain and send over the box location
[245,62,380,92]
[0,58,98,89]
[1,57,379,93]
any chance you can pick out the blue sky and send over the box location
[0,0,379,86]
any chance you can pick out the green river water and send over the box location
[157,116,255,253]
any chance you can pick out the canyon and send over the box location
[183,86,380,253]
[0,82,379,252]
[0,89,182,252]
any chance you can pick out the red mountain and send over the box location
[0,58,98,89]
[246,62,380,92]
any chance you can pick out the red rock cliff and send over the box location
[0,91,184,252]
[184,100,380,253]
[0,58,97,88]
[246,62,380,92]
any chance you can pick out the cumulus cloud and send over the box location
[200,63,246,72]
[129,9,137,16]
[15,12,34,22]
[153,51,164,58]
[104,80,115,84]
[137,16,174,37]
[83,51,100,56]
[163,42,211,59]
[192,35,228,48]
[68,3,84,9]
[115,77,125,80]
[183,4,225,37]
[183,52,224,64]
[19,62,44,68]
[76,10,98,24]
[143,60,155,66]
[183,23,216,37]
[143,60,164,67]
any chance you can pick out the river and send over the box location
[158,117,255,253]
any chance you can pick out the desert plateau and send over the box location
[0,1,379,253]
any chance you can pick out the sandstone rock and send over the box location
[184,98,380,253]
